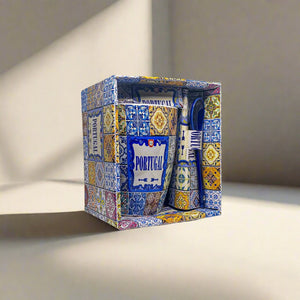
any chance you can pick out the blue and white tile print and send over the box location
[126,105,137,120]
[128,192,146,215]
[84,161,89,184]
[126,120,138,135]
[168,136,176,164]
[190,190,200,208]
[120,165,128,191]
[203,119,221,143]
[103,76,117,105]
[137,105,149,121]
[134,216,163,227]
[81,89,87,112]
[83,136,88,160]
[204,190,221,210]
[196,208,220,217]
[138,121,150,136]
[119,136,127,164]
[104,163,120,191]
[95,162,105,188]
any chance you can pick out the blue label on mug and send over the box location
[127,136,169,192]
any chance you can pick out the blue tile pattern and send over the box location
[203,119,221,143]
[128,192,146,215]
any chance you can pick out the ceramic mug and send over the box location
[117,103,178,216]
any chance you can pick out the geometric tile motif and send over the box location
[203,119,221,143]
[104,163,119,191]
[81,89,87,112]
[128,192,146,216]
[84,161,89,184]
[168,107,178,135]
[96,187,106,215]
[204,190,221,211]
[133,216,163,227]
[190,167,199,190]
[87,86,95,111]
[168,136,177,164]
[120,192,129,215]
[163,164,173,190]
[203,143,221,166]
[117,105,126,135]
[103,105,115,134]
[137,105,150,121]
[103,76,117,106]
[119,136,127,164]
[104,134,115,162]
[204,95,220,119]
[175,166,190,191]
[138,121,150,136]
[156,213,184,224]
[83,136,88,160]
[126,105,137,120]
[150,106,169,136]
[174,190,190,210]
[88,161,96,186]
[190,190,200,208]
[104,190,117,220]
[82,113,88,136]
[203,167,221,191]
[126,120,138,136]
[95,162,105,188]
[120,165,128,191]
[87,184,97,211]
[144,192,161,215]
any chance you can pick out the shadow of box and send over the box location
[82,75,221,230]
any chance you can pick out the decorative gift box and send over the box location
[82,76,221,230]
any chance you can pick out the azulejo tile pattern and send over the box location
[203,143,221,166]
[175,166,190,191]
[104,134,115,162]
[82,76,221,230]
[150,106,169,136]
[203,167,221,191]
[204,95,220,119]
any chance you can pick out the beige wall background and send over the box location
[0,0,299,187]
[0,0,152,185]
[170,0,300,187]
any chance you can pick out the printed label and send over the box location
[127,136,169,192]
[188,130,202,150]
[88,109,102,160]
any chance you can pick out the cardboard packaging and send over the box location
[82,76,221,230]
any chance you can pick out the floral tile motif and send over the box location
[126,120,138,136]
[103,105,115,134]
[103,76,117,106]
[120,165,128,191]
[181,210,203,221]
[168,107,178,135]
[96,187,106,215]
[175,166,190,191]
[120,192,129,215]
[203,143,221,166]
[156,213,184,224]
[168,136,176,164]
[134,216,163,227]
[157,190,167,212]
[104,162,119,191]
[104,134,115,162]
[117,105,126,135]
[144,192,161,215]
[174,190,190,210]
[190,190,200,208]
[203,167,221,190]
[87,184,97,211]
[84,161,89,184]
[88,161,96,186]
[204,95,220,119]
[95,162,104,188]
[128,192,146,216]
[82,113,88,136]
[87,86,95,111]
[163,164,173,190]
[138,121,150,136]
[126,105,137,120]
[137,105,149,121]
[81,89,87,112]
[104,190,117,220]
[203,119,221,143]
[149,106,169,136]
[118,219,138,230]
[83,136,88,160]
[204,190,221,210]
[190,167,199,190]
